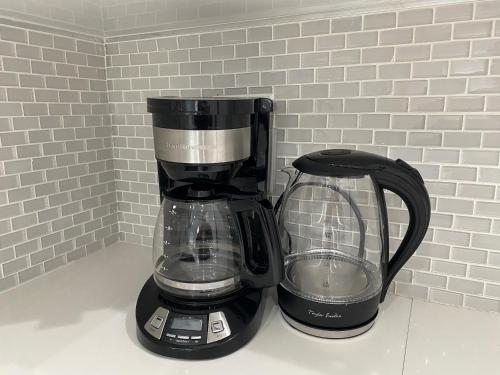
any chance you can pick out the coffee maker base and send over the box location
[136,276,265,359]
[281,310,378,339]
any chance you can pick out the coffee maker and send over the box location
[136,97,283,359]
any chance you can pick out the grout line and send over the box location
[401,298,414,375]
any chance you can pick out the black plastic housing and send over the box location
[278,284,379,330]
[147,96,271,117]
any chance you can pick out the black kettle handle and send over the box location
[229,198,284,289]
[372,159,431,301]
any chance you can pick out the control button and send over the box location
[144,307,169,340]
[150,315,164,329]
[166,333,176,339]
[207,311,231,344]
[211,320,224,333]
[191,335,202,340]
[177,335,189,340]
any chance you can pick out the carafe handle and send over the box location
[229,198,284,289]
[373,159,431,301]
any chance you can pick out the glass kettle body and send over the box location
[276,149,431,337]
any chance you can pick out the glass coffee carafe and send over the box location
[153,192,283,299]
[153,198,241,298]
[276,149,431,337]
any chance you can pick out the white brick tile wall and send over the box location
[101,2,500,313]
[0,27,119,292]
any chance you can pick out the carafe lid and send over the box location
[292,149,391,177]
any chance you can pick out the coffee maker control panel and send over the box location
[145,309,231,345]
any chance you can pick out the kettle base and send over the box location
[281,310,377,339]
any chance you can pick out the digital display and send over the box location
[170,317,203,331]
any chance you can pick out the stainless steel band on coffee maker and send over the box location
[153,127,251,164]
[154,273,240,293]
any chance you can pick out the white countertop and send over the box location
[0,242,499,375]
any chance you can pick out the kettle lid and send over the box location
[292,149,390,177]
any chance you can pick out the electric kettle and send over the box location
[275,149,431,338]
